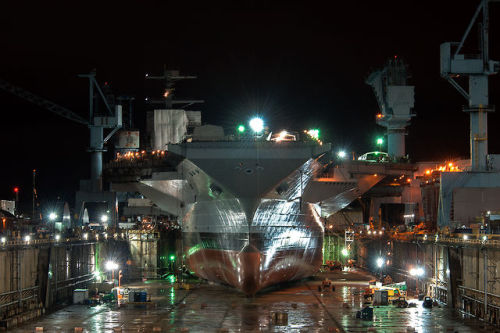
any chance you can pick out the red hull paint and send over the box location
[186,247,323,295]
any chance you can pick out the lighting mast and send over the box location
[145,67,204,108]
[366,57,415,160]
[440,0,499,171]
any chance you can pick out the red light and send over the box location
[13,187,19,193]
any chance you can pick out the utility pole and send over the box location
[32,169,36,220]
[13,187,19,216]
[483,247,488,320]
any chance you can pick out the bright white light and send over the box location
[463,234,469,240]
[101,215,109,223]
[249,117,264,133]
[337,151,346,159]
[410,267,424,277]
[376,257,384,268]
[368,230,372,235]
[24,235,31,242]
[341,248,349,256]
[1,237,6,244]
[49,212,57,221]
[487,211,491,215]
[83,233,88,240]
[276,130,287,142]
[482,235,488,241]
[379,230,383,235]
[55,234,61,241]
[105,261,118,271]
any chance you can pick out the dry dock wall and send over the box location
[357,237,500,326]
[0,231,169,329]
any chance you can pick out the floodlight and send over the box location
[249,117,264,133]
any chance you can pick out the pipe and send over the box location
[0,286,38,297]
[458,285,500,299]
[0,294,36,309]
[484,248,488,318]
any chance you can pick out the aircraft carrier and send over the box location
[110,137,331,295]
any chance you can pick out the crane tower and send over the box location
[440,0,499,171]
[366,57,415,160]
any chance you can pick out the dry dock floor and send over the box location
[9,269,500,332]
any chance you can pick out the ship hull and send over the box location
[144,142,330,295]
[183,200,324,295]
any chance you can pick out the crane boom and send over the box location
[0,78,89,126]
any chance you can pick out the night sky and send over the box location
[1,1,499,208]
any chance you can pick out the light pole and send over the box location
[13,187,19,216]
[376,137,384,151]
[169,254,176,275]
[377,257,385,280]
[410,267,424,297]
[105,261,119,287]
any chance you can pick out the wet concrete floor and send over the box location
[10,269,500,332]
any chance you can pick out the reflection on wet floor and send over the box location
[10,270,499,332]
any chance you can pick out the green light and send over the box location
[237,124,245,133]
[308,129,320,140]
[376,138,384,145]
[169,255,176,261]
[341,248,349,256]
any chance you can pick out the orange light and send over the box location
[425,170,431,175]
[448,162,453,167]
[163,90,170,98]
[376,113,384,119]
[406,178,411,183]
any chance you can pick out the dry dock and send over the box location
[9,270,498,333]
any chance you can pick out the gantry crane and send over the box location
[0,71,122,191]
[440,0,499,171]
[366,57,415,160]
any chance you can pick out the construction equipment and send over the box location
[0,71,122,225]
[0,72,122,190]
[366,57,415,160]
[440,0,499,171]
[394,296,408,308]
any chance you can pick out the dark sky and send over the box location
[1,1,499,206]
